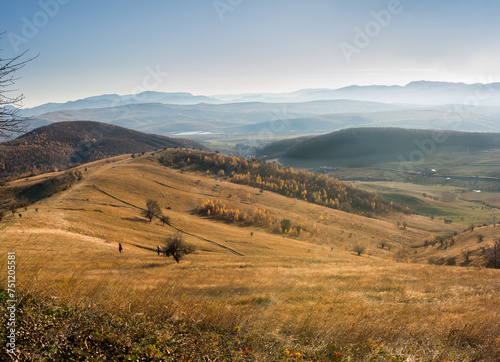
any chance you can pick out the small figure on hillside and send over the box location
[157,245,162,256]
[119,243,123,253]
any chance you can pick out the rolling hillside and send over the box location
[259,127,500,166]
[286,128,499,160]
[0,121,206,179]
[0,149,498,360]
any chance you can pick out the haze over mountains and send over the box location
[217,81,500,106]
[11,81,500,143]
[27,100,402,135]
[3,81,500,180]
[18,81,500,117]
[16,92,224,117]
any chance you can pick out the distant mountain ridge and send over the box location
[213,81,500,106]
[19,81,500,117]
[11,82,500,147]
[0,121,206,179]
[27,99,402,135]
[20,91,223,117]
[22,98,500,144]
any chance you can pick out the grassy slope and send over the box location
[0,151,499,360]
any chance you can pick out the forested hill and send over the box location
[282,128,500,164]
[0,121,206,179]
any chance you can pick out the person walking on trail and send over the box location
[157,245,161,256]
[119,243,123,253]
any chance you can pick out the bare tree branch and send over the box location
[0,33,37,139]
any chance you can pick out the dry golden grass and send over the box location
[1,151,499,360]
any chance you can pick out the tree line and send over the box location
[160,150,409,216]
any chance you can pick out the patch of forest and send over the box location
[160,150,408,216]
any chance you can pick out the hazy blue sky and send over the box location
[1,0,499,107]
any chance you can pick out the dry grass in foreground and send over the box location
[1,245,499,361]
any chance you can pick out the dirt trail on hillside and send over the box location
[167,224,244,256]
[88,186,142,209]
[83,177,244,256]
[6,228,115,248]
[62,198,137,210]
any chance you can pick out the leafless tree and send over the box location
[142,199,161,222]
[163,232,195,263]
[0,34,36,139]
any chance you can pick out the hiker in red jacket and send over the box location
[119,243,123,253]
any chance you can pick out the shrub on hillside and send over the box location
[445,257,456,266]
[163,232,195,263]
[353,243,366,256]
[280,219,292,233]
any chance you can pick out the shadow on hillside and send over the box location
[140,263,164,269]
[121,217,149,223]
